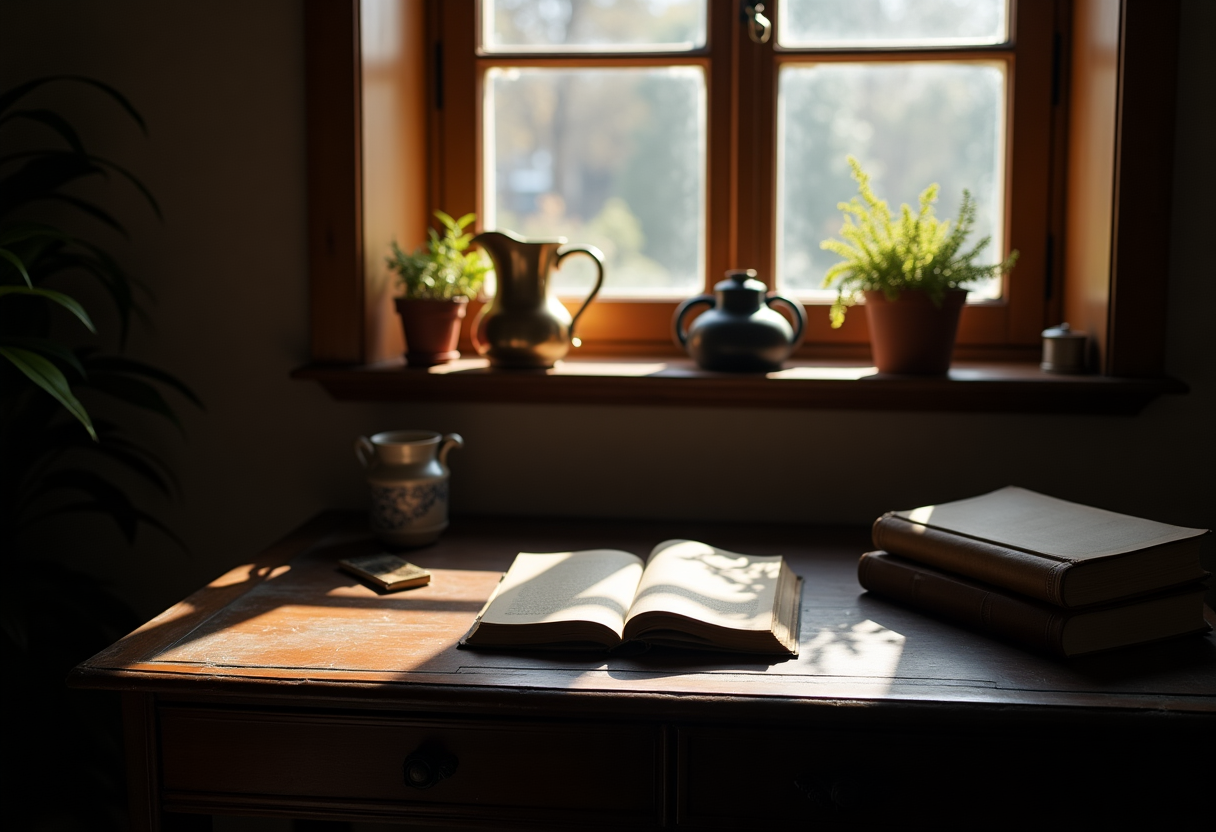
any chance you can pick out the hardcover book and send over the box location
[858,551,1210,657]
[461,540,802,655]
[871,486,1210,608]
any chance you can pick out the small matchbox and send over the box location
[339,553,431,592]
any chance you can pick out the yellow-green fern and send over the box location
[820,156,1018,328]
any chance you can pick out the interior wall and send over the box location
[3,0,1212,620]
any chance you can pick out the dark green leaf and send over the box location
[26,470,186,550]
[0,336,86,375]
[0,76,147,135]
[0,284,96,332]
[0,109,87,154]
[86,355,204,410]
[0,152,104,216]
[82,370,184,431]
[0,346,96,440]
[37,193,130,238]
[0,247,32,285]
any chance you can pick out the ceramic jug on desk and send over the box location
[470,230,604,368]
[355,430,463,547]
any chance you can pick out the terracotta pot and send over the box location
[394,297,468,367]
[863,288,967,375]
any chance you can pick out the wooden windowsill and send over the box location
[292,357,1186,414]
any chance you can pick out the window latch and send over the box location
[743,2,772,44]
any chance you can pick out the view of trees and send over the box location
[481,0,1008,301]
[781,0,1006,46]
[489,66,704,297]
[779,62,1005,300]
[486,0,706,51]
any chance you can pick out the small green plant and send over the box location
[820,156,1018,328]
[387,210,490,301]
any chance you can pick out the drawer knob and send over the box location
[403,743,458,790]
[794,772,866,811]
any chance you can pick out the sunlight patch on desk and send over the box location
[800,619,906,690]
[151,603,459,670]
[768,366,879,380]
[209,563,291,588]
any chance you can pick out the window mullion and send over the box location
[734,0,778,288]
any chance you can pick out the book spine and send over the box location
[858,552,1068,657]
[872,513,1071,606]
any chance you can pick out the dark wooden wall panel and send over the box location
[304,0,365,364]
[1107,0,1180,377]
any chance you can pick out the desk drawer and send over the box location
[677,726,1210,830]
[160,707,662,827]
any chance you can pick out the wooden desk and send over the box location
[71,514,1215,831]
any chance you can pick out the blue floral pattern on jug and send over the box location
[371,482,447,530]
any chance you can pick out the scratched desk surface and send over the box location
[71,513,1216,713]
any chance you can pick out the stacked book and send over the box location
[858,487,1211,657]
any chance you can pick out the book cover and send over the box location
[339,554,431,592]
[871,487,1209,607]
[858,550,1210,657]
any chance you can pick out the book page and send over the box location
[624,540,781,632]
[478,550,644,637]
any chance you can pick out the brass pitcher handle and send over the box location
[766,294,808,347]
[556,244,605,348]
[470,306,487,356]
[354,435,376,469]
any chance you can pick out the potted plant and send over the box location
[820,157,1018,375]
[387,211,490,366]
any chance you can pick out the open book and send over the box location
[460,540,802,656]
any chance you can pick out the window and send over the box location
[302,0,1180,393]
[425,0,1057,359]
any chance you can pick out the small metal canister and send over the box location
[1041,323,1088,374]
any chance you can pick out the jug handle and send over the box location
[355,435,376,469]
[556,245,605,348]
[672,294,715,347]
[766,294,807,347]
[470,305,488,356]
[439,433,464,466]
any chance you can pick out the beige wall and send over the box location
[3,0,1212,620]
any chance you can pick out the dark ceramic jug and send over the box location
[673,270,806,372]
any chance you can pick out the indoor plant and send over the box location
[387,210,490,366]
[820,156,1018,374]
[1,75,200,830]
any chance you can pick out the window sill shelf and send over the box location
[292,357,1186,414]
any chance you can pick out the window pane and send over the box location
[779,0,1008,48]
[777,62,1006,301]
[483,0,707,53]
[486,67,706,298]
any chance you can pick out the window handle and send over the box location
[744,2,772,44]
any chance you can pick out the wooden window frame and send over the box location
[300,0,1182,404]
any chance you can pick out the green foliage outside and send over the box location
[819,156,1018,328]
[387,210,491,301]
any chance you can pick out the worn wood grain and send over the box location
[74,514,1214,829]
[73,514,1215,712]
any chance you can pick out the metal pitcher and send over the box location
[470,230,604,368]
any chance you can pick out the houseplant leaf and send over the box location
[0,346,96,440]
